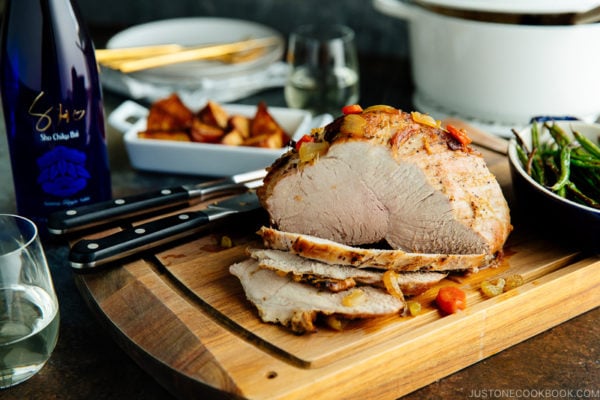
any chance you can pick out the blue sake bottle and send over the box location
[0,0,111,227]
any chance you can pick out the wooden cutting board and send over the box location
[73,158,600,400]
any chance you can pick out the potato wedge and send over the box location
[198,101,228,129]
[251,101,288,145]
[244,132,285,149]
[228,115,251,139]
[221,130,246,146]
[146,93,194,131]
[139,94,289,149]
[190,119,225,143]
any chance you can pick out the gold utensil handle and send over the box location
[95,44,184,62]
[98,36,280,73]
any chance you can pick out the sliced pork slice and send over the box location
[230,259,405,334]
[258,227,491,272]
[249,248,447,295]
[257,106,511,257]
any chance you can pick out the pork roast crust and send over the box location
[257,107,512,256]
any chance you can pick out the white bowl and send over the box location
[108,100,329,177]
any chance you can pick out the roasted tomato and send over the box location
[342,104,363,115]
[294,134,315,151]
[436,286,467,314]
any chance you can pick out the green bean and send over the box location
[514,122,600,206]
[544,122,571,148]
[571,157,600,169]
[565,181,600,208]
[543,153,561,185]
[512,128,530,154]
[548,146,571,192]
[528,148,546,184]
[574,169,600,198]
[532,149,547,184]
[531,120,540,150]
[572,152,599,162]
[573,130,600,159]
[516,143,529,170]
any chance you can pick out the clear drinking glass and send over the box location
[0,214,59,389]
[284,24,360,116]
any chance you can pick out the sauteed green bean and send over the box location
[512,122,600,209]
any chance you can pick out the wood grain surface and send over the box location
[73,154,600,400]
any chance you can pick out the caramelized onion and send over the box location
[481,278,505,298]
[342,288,366,307]
[411,111,441,129]
[363,105,397,113]
[504,274,524,291]
[341,114,367,135]
[406,300,422,316]
[383,270,406,302]
[298,141,329,163]
[324,315,348,331]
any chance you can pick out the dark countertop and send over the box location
[0,46,598,399]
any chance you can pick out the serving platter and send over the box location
[109,100,331,177]
[71,151,600,399]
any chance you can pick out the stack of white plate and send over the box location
[100,17,286,104]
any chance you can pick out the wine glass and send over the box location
[284,24,360,116]
[0,214,59,388]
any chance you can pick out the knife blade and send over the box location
[47,168,266,235]
[68,191,262,270]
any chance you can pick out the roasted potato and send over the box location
[190,119,224,143]
[221,130,246,146]
[146,93,193,131]
[197,101,228,129]
[138,94,289,149]
[250,101,289,148]
[227,114,251,139]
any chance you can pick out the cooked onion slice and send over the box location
[383,270,406,302]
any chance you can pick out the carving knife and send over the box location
[68,191,262,269]
[47,168,266,235]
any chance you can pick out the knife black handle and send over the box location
[69,210,213,269]
[47,186,192,235]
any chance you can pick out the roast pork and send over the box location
[257,106,511,258]
[257,226,490,272]
[248,248,447,295]
[230,259,405,334]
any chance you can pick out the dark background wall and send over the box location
[74,0,410,58]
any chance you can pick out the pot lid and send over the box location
[416,0,600,14]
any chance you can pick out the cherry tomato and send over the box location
[294,134,314,151]
[436,286,467,314]
[342,104,363,115]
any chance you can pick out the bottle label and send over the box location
[37,145,90,197]
[28,91,92,199]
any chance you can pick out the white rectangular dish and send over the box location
[108,100,331,177]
